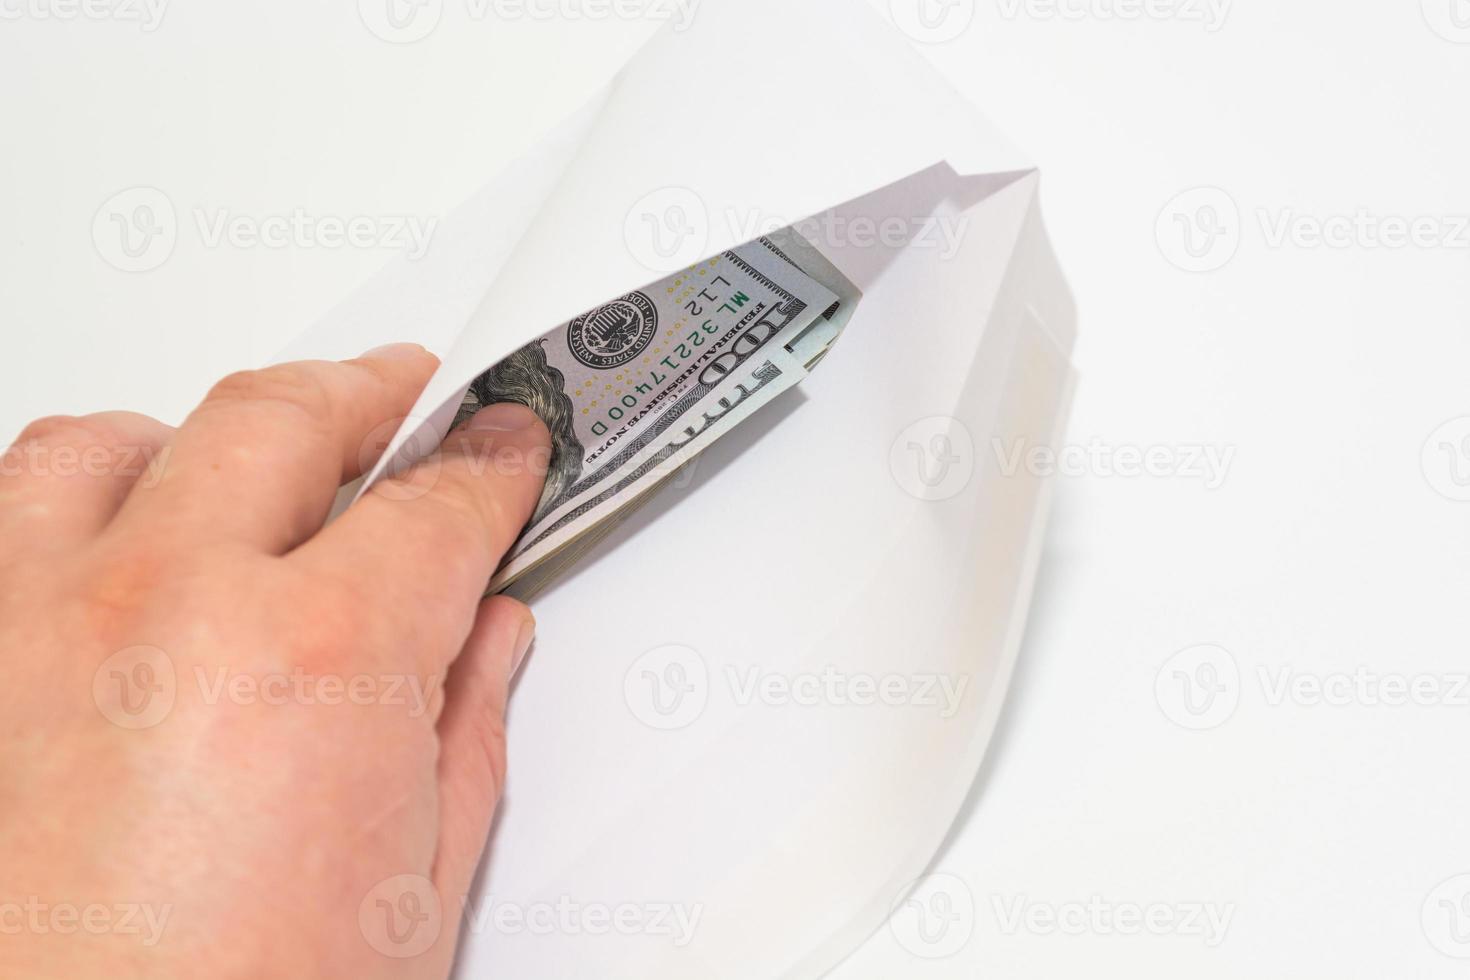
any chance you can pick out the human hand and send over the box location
[0,344,550,979]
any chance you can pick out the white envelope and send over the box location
[278,1,1076,975]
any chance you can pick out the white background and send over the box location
[4,1,1470,976]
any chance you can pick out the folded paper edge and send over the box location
[357,0,1041,489]
[793,190,1077,980]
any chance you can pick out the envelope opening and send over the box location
[435,225,864,598]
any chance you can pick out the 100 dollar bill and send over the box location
[455,233,859,593]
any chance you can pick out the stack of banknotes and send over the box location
[454,229,861,597]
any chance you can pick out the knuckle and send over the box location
[76,540,189,634]
[202,364,335,423]
[4,414,161,480]
[15,414,94,447]
[346,353,400,391]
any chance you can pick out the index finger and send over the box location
[114,344,442,554]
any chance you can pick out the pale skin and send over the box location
[0,343,551,978]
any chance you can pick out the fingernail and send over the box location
[511,619,536,675]
[467,402,541,433]
[362,342,429,361]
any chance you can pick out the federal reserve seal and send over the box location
[567,292,659,369]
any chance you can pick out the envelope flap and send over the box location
[366,0,1034,482]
